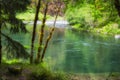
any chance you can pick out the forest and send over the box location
[0,0,120,80]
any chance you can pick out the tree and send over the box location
[30,0,42,64]
[41,1,62,62]
[35,1,49,63]
[0,0,30,64]
[0,22,2,64]
[0,0,30,33]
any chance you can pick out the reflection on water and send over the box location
[3,25,120,73]
[45,29,120,73]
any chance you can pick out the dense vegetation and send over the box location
[1,0,120,80]
[0,0,62,64]
[0,0,68,79]
[0,0,31,64]
[15,0,120,35]
[65,0,120,35]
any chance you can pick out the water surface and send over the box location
[3,23,120,74]
[45,29,120,73]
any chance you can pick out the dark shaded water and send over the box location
[3,23,120,74]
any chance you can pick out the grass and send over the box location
[0,61,120,80]
[0,63,68,80]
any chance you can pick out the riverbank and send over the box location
[0,63,120,80]
[71,25,120,36]
[65,2,120,36]
[0,63,67,80]
[17,6,120,35]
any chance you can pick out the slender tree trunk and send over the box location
[35,2,48,63]
[30,0,41,64]
[41,3,62,62]
[0,22,2,64]
[0,2,2,64]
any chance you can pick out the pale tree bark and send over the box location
[41,2,62,62]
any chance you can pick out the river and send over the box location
[3,21,120,74]
[45,27,120,73]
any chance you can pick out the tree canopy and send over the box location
[0,0,30,33]
[0,0,31,63]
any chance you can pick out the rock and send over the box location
[8,66,22,75]
[115,35,120,39]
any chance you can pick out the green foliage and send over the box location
[0,0,30,13]
[0,0,31,64]
[0,63,68,80]
[66,4,99,29]
[0,0,31,33]
[2,58,24,64]
[16,8,44,21]
[65,0,120,35]
[29,71,67,80]
[16,8,63,21]
[101,22,120,34]
[1,33,29,59]
[27,64,67,80]
[89,22,120,35]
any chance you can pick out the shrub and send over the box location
[65,4,101,29]
[27,64,67,80]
